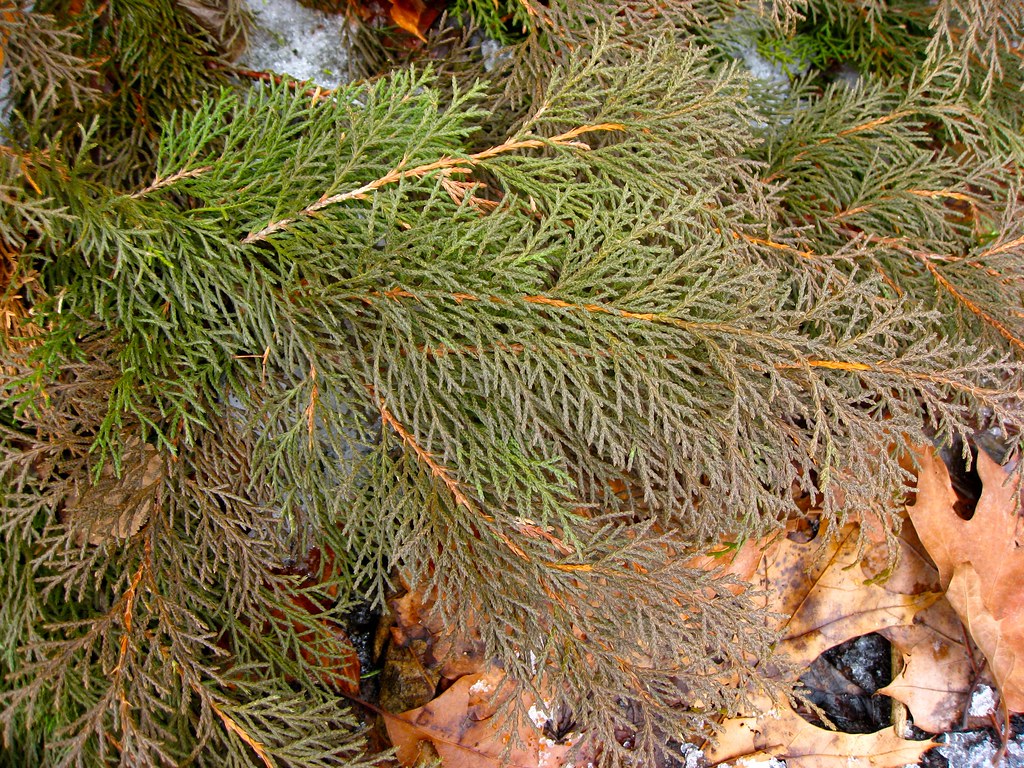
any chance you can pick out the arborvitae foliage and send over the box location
[2,1,1023,766]
[6,0,244,188]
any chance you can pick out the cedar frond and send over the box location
[2,4,1023,766]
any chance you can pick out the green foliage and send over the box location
[11,0,242,187]
[2,1,1023,767]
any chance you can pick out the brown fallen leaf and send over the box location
[385,668,571,768]
[906,447,1024,711]
[390,583,486,681]
[704,694,935,767]
[947,562,1024,710]
[759,523,941,667]
[389,0,440,40]
[879,599,981,733]
[861,513,982,732]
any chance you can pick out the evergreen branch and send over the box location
[982,233,1024,258]
[130,166,212,198]
[725,230,820,260]
[829,188,982,223]
[775,359,1018,398]
[915,252,1024,352]
[361,286,782,341]
[241,122,626,243]
[112,559,146,676]
[372,387,486,515]
[373,388,577,565]
[764,105,916,178]
[304,364,319,451]
[5,19,1023,765]
[208,698,276,768]
[223,65,335,102]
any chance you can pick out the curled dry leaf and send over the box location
[704,694,935,767]
[388,0,441,40]
[759,523,941,667]
[906,447,1024,711]
[390,584,486,681]
[865,512,983,733]
[871,513,987,734]
[380,580,487,713]
[879,599,982,734]
[385,667,571,768]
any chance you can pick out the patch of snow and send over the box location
[468,677,495,695]
[736,45,791,90]
[736,758,787,768]
[937,729,1024,768]
[480,38,512,73]
[0,65,11,131]
[679,743,706,768]
[528,702,550,728]
[538,736,562,767]
[968,685,998,718]
[714,757,787,768]
[828,634,890,693]
[241,0,349,88]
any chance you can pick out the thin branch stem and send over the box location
[242,123,625,244]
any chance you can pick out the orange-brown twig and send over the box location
[916,253,1024,353]
[243,123,625,244]
[775,358,1019,398]
[131,166,212,198]
[209,700,276,768]
[374,391,479,515]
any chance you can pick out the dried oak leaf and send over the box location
[385,668,571,768]
[906,447,1024,711]
[870,517,985,733]
[878,598,982,734]
[390,584,486,681]
[760,523,941,668]
[389,0,440,40]
[704,693,935,767]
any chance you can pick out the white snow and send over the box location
[968,685,998,718]
[708,753,786,768]
[715,756,788,768]
[736,758,787,768]
[538,736,562,768]
[937,729,1024,768]
[679,743,706,768]
[0,66,11,131]
[468,677,495,695]
[241,0,350,88]
[528,702,551,728]
[480,38,512,73]
[737,46,792,89]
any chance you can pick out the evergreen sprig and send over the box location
[2,2,1023,767]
